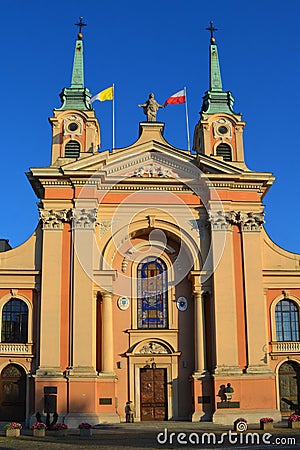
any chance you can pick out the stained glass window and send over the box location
[1,299,28,343]
[137,257,168,329]
[275,299,299,342]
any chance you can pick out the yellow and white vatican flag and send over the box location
[90,85,115,148]
[90,85,114,103]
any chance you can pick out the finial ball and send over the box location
[78,32,83,40]
[211,37,215,43]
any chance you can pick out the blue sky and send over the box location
[1,0,299,253]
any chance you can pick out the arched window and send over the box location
[275,299,299,342]
[137,257,168,329]
[65,140,80,158]
[216,143,232,161]
[1,299,28,343]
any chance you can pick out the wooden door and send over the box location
[0,364,26,421]
[140,368,167,421]
[279,361,300,416]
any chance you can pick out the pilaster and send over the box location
[240,212,273,374]
[208,210,240,375]
[37,207,71,376]
[69,202,98,376]
[101,291,115,374]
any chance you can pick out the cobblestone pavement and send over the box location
[0,422,299,449]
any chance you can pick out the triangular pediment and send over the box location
[57,140,246,179]
[59,140,198,178]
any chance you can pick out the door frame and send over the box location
[134,362,173,421]
[140,367,167,421]
[127,339,181,421]
[277,359,300,416]
[0,363,27,422]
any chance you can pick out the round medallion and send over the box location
[117,296,130,310]
[176,296,188,311]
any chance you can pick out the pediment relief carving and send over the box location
[127,162,177,178]
[136,341,171,354]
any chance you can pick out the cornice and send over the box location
[263,270,300,276]
[0,269,40,275]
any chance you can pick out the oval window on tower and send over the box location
[67,122,79,132]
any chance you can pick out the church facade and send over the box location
[0,29,300,427]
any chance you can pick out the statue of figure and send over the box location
[138,93,164,122]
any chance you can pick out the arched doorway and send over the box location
[279,361,300,416]
[0,364,26,421]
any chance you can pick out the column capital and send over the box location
[101,290,113,301]
[238,211,265,232]
[208,210,236,231]
[208,210,265,232]
[71,207,98,229]
[39,207,72,230]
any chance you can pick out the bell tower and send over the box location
[49,18,100,165]
[193,22,246,166]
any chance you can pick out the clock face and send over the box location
[68,122,79,132]
[176,296,188,311]
[218,125,228,134]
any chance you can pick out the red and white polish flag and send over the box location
[164,89,186,106]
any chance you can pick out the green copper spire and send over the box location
[201,22,236,115]
[57,17,92,111]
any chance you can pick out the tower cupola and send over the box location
[193,22,246,166]
[58,17,92,111]
[49,18,100,165]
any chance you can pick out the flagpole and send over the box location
[184,87,190,151]
[112,83,115,149]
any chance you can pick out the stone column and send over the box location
[194,291,204,373]
[191,281,205,374]
[101,291,114,373]
[37,207,70,375]
[208,210,240,374]
[70,203,98,376]
[239,212,272,373]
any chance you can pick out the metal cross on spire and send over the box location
[75,17,87,39]
[206,20,218,43]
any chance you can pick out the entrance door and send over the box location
[279,361,300,416]
[140,368,167,421]
[0,364,26,421]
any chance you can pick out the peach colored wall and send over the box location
[193,377,214,417]
[35,380,67,414]
[0,288,34,302]
[96,380,117,413]
[213,377,276,410]
[69,380,97,413]
[216,191,261,202]
[44,188,74,199]
[95,192,202,205]
[176,277,194,417]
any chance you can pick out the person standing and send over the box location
[128,400,135,423]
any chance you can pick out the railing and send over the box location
[0,343,34,356]
[271,341,300,353]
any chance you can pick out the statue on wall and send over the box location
[138,93,164,122]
